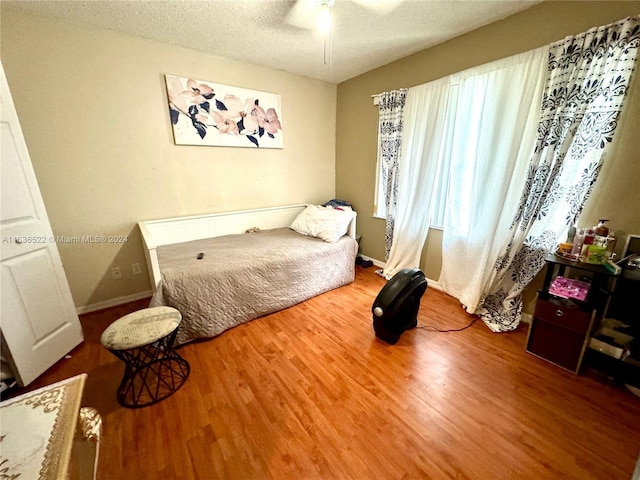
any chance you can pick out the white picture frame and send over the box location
[164,74,283,149]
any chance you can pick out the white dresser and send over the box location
[0,373,101,479]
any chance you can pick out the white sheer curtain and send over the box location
[474,15,640,331]
[438,47,548,312]
[381,77,450,279]
[377,15,638,332]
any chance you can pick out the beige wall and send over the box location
[336,2,640,313]
[1,6,337,308]
[3,3,639,312]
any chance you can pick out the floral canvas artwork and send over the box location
[165,75,283,148]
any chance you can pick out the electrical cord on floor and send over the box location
[415,316,479,332]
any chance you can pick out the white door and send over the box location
[0,61,83,386]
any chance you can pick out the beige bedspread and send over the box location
[150,227,357,345]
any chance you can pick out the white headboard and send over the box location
[138,204,357,289]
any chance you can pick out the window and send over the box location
[373,80,459,229]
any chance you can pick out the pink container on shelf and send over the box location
[548,276,591,302]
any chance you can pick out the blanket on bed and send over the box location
[149,227,357,345]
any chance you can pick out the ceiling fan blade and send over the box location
[286,0,321,30]
[351,0,404,15]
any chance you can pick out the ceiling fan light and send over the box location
[317,6,332,34]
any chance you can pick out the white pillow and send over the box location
[290,205,355,243]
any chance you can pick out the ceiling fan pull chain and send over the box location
[323,31,333,69]
[324,36,328,65]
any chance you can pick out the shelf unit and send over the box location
[585,236,640,388]
[525,254,616,374]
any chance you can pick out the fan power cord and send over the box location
[416,316,479,332]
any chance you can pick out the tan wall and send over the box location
[336,2,640,313]
[1,6,337,308]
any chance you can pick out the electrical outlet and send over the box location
[132,263,142,275]
[111,266,123,280]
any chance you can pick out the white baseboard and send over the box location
[358,254,443,291]
[358,254,533,324]
[76,290,152,315]
[359,254,386,269]
[425,279,443,291]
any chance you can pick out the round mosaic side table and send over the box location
[100,306,190,408]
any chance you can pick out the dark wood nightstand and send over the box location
[525,254,617,373]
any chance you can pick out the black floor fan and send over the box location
[372,268,428,344]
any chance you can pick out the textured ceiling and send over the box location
[5,0,542,83]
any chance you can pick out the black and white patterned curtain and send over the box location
[376,89,407,259]
[477,16,640,331]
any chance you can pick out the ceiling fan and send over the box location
[286,0,403,32]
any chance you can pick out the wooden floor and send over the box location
[12,267,640,479]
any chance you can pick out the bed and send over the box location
[138,204,358,345]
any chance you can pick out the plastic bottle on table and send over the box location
[595,219,610,237]
[605,231,617,259]
[571,228,585,257]
[580,228,595,258]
